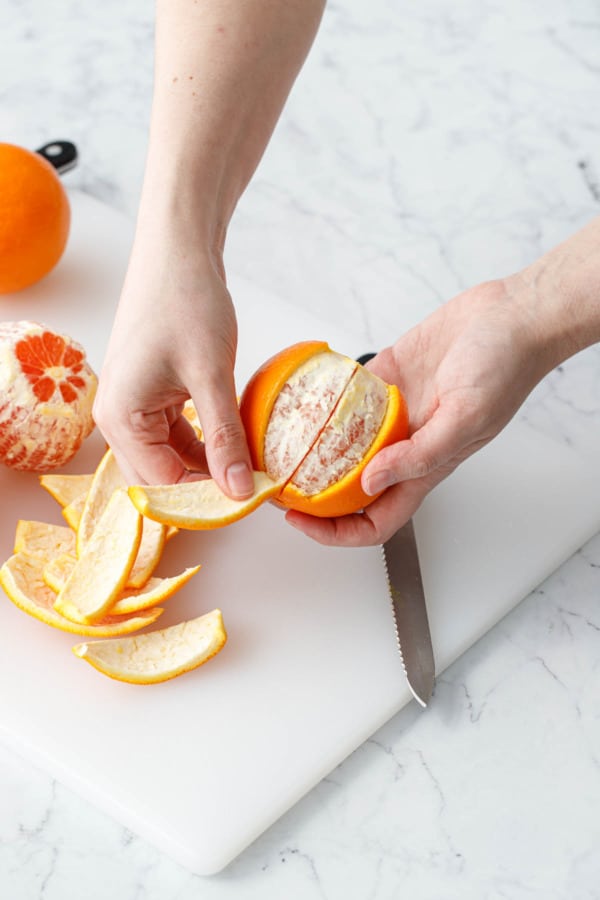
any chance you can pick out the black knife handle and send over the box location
[36,140,78,176]
[356,352,376,366]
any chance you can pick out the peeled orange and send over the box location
[0,143,70,294]
[0,321,97,471]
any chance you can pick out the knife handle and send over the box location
[356,352,376,366]
[36,140,78,176]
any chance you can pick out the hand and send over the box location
[93,237,254,498]
[285,278,557,546]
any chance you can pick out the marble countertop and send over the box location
[2,0,600,897]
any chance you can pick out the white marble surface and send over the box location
[1,0,600,896]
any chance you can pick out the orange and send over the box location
[239,341,409,517]
[0,321,97,471]
[0,143,70,294]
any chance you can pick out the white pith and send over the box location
[264,353,389,497]
[263,351,356,482]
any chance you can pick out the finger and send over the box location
[167,415,208,473]
[361,406,477,496]
[191,376,254,500]
[96,403,192,486]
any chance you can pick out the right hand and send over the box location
[93,239,254,499]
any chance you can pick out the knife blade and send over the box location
[382,518,435,707]
[355,354,435,706]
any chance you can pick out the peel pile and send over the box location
[0,448,227,684]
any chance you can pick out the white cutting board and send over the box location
[1,191,599,875]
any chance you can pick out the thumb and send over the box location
[191,377,254,500]
[362,412,468,496]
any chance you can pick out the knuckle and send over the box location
[207,420,245,453]
[409,456,436,480]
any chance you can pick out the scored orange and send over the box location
[129,341,409,528]
[0,143,70,294]
[239,341,409,517]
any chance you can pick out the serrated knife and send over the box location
[356,353,435,707]
[382,519,435,707]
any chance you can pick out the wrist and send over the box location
[503,218,600,369]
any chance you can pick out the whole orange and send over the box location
[0,143,71,294]
[239,341,409,517]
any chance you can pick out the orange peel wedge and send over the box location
[54,487,142,624]
[61,491,88,531]
[43,552,76,592]
[126,518,167,589]
[72,609,227,684]
[0,553,163,637]
[109,566,201,615]
[76,447,122,554]
[39,473,94,508]
[14,520,76,559]
[43,551,200,615]
[128,472,281,530]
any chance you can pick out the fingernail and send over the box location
[226,461,254,498]
[364,470,397,496]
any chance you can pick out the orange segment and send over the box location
[54,488,142,624]
[0,553,163,637]
[72,609,227,684]
[128,472,281,530]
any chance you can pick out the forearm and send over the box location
[506,217,600,371]
[137,0,325,255]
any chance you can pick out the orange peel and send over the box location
[128,472,281,530]
[0,553,163,637]
[54,487,142,624]
[72,609,227,684]
[14,520,76,559]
